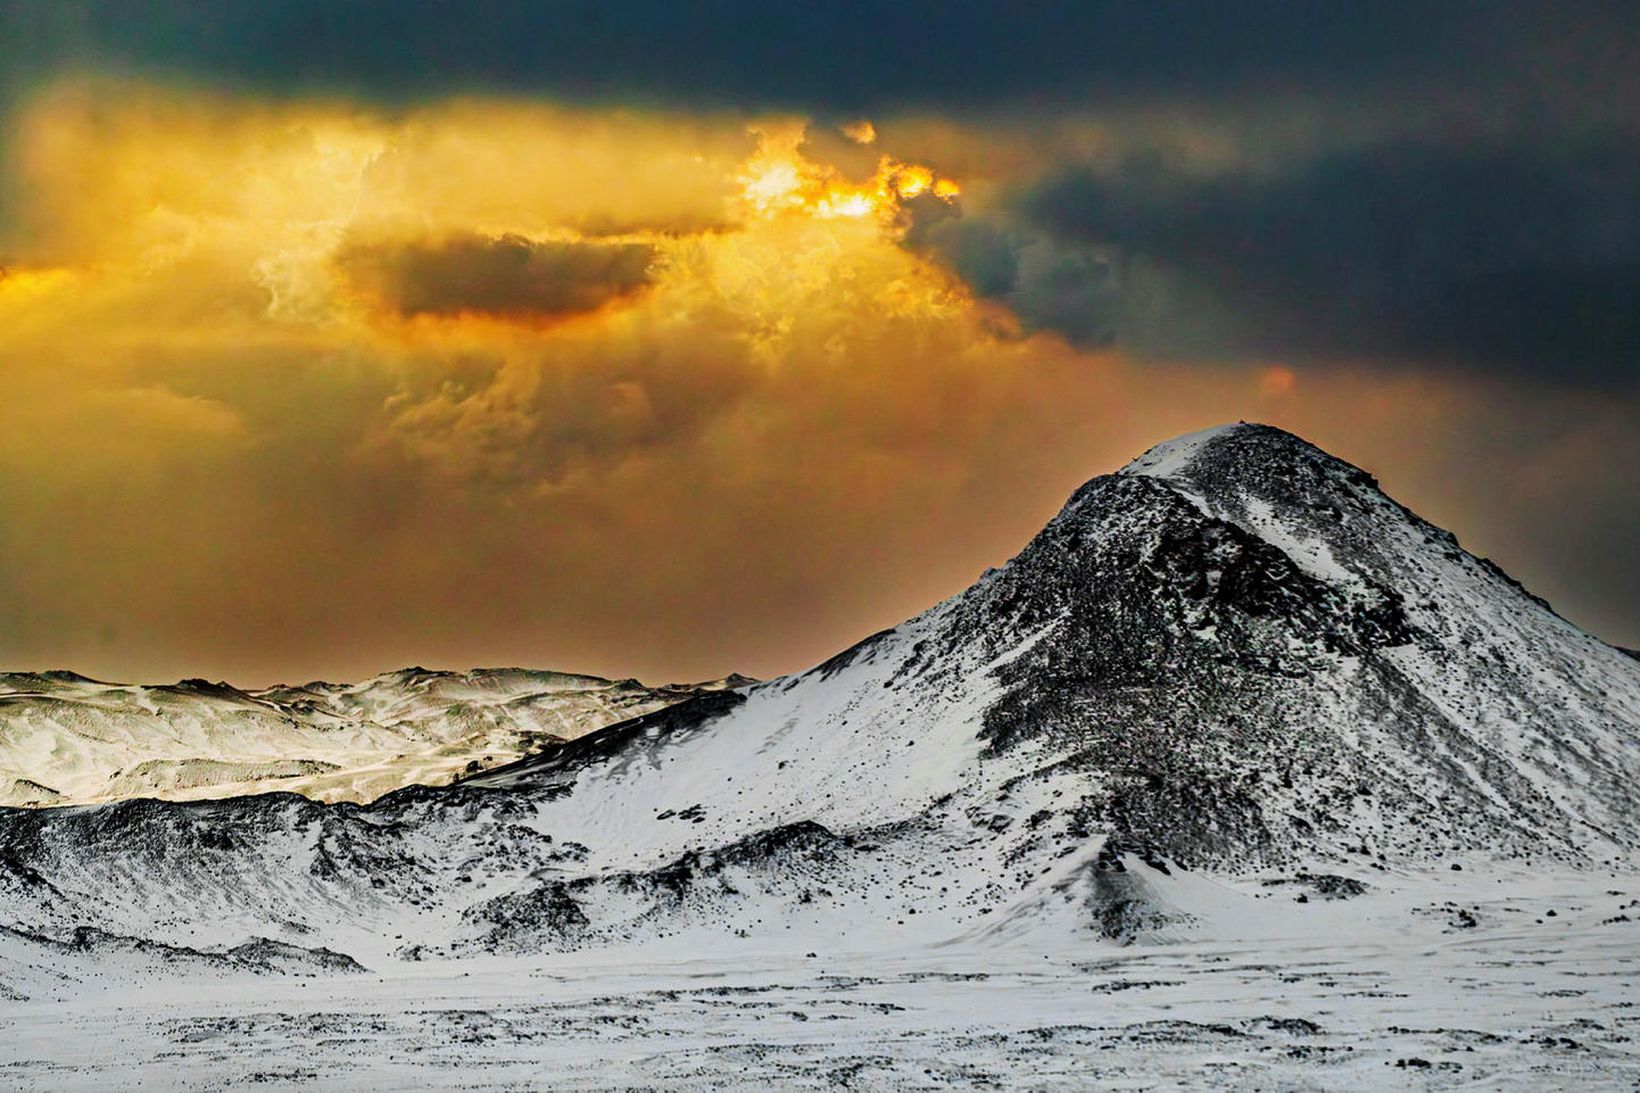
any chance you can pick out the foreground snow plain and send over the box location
[3,867,1636,1089]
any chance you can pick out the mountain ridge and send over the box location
[0,422,1635,975]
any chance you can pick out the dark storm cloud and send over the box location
[907,211,1121,349]
[918,139,1640,384]
[3,1,1633,114]
[338,234,655,321]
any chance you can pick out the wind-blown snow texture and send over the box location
[0,668,728,806]
[2,423,1637,1087]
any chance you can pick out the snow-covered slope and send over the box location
[0,424,1635,972]
[0,668,727,806]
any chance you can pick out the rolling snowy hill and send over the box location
[0,668,732,807]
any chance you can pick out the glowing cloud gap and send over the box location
[734,122,959,229]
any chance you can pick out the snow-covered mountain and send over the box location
[0,668,733,807]
[1,423,1636,972]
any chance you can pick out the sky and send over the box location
[0,2,1636,685]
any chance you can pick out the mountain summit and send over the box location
[966,423,1639,866]
[1,423,1636,968]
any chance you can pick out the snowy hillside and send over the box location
[0,668,727,807]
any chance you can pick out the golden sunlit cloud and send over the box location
[0,80,1085,681]
[841,119,877,145]
[732,121,959,226]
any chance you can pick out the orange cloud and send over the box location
[1258,365,1297,398]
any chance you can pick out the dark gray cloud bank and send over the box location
[338,235,656,321]
[1,2,1583,111]
[917,140,1640,386]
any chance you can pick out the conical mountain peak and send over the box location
[1024,422,1434,611]
[1121,422,1322,478]
[1119,423,1383,514]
